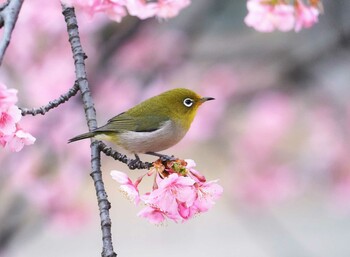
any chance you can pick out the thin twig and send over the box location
[20,81,80,116]
[62,5,117,257]
[0,0,24,65]
[99,142,152,170]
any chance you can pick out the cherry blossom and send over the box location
[193,180,223,212]
[6,126,36,152]
[0,105,21,135]
[67,0,191,22]
[244,0,322,32]
[0,83,35,151]
[143,173,197,221]
[0,83,18,108]
[155,0,191,19]
[111,170,140,204]
[137,206,167,224]
[110,159,223,224]
[245,0,295,32]
[294,0,320,32]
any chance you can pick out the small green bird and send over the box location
[68,88,214,158]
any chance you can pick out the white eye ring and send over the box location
[183,98,194,107]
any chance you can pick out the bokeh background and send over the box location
[2,0,350,256]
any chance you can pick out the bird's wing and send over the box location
[95,112,170,133]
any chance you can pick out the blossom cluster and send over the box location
[65,0,191,22]
[245,0,322,32]
[0,83,35,152]
[111,159,223,224]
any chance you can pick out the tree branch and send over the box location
[62,5,117,257]
[20,81,80,116]
[0,1,10,13]
[0,0,24,65]
[99,142,152,170]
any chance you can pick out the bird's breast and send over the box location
[118,120,187,153]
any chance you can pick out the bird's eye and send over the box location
[183,98,194,107]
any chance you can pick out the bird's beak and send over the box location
[200,97,215,103]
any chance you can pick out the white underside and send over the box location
[97,120,187,153]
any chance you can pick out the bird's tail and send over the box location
[68,131,96,143]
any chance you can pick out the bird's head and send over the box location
[159,88,215,129]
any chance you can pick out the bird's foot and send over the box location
[145,152,177,162]
[128,154,142,169]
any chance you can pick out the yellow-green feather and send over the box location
[68,88,204,149]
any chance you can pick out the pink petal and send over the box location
[157,173,195,189]
[185,159,196,169]
[6,128,36,152]
[175,185,196,207]
[110,170,132,184]
[178,202,196,220]
[120,184,140,204]
[194,181,223,212]
[294,0,319,32]
[0,83,18,109]
[137,206,166,224]
[188,168,206,183]
[0,106,21,135]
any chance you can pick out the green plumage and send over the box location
[68,88,214,153]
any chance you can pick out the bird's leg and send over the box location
[127,154,141,169]
[145,152,177,162]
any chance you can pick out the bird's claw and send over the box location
[127,154,141,169]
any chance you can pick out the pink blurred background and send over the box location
[2,0,350,256]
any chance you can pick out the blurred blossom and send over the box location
[229,92,298,207]
[49,204,91,231]
[238,92,294,162]
[5,126,36,152]
[303,106,344,172]
[244,0,321,32]
[125,0,158,20]
[24,162,89,229]
[187,65,236,141]
[7,0,67,69]
[294,0,320,32]
[303,106,350,213]
[113,25,187,76]
[245,0,295,32]
[65,0,127,22]
[233,165,297,207]
[111,159,223,224]
[68,0,191,22]
[330,174,350,215]
[154,0,191,19]
[0,83,18,107]
[94,78,141,120]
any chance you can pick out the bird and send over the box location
[68,88,214,160]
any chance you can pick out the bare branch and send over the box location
[99,142,152,170]
[0,0,24,65]
[62,5,117,257]
[20,81,80,116]
[0,1,10,12]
